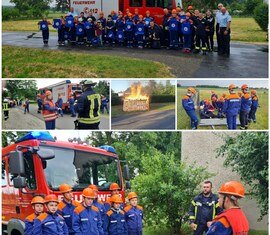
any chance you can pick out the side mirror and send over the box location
[123,165,130,181]
[37,149,55,160]
[126,181,131,189]
[9,151,25,175]
[13,176,26,188]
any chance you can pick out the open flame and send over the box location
[123,83,150,112]
[125,83,149,101]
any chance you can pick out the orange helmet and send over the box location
[187,87,196,94]
[135,8,139,13]
[110,195,123,204]
[128,13,132,17]
[204,99,210,105]
[188,5,193,10]
[241,84,248,90]
[59,183,72,194]
[139,15,143,19]
[82,188,95,199]
[31,196,45,205]
[218,181,245,198]
[172,9,177,14]
[88,184,99,192]
[186,12,191,17]
[228,84,236,90]
[45,90,52,96]
[126,8,130,12]
[251,90,257,95]
[146,10,150,14]
[44,194,59,204]
[110,183,121,191]
[128,192,138,200]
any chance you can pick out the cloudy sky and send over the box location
[35,79,102,89]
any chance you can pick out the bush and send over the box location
[253,3,268,31]
[2,7,20,21]
[151,95,175,103]
[243,0,263,15]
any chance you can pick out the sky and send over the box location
[111,80,176,93]
[177,80,268,88]
[49,130,91,141]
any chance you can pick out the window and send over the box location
[129,0,143,7]
[146,0,173,8]
[2,160,7,187]
[41,146,121,191]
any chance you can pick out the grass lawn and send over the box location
[111,102,175,118]
[177,87,268,130]
[2,17,267,43]
[2,46,172,78]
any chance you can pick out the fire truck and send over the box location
[38,80,82,112]
[70,0,183,25]
[2,132,130,235]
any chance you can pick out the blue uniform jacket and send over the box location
[124,205,143,233]
[206,221,233,235]
[116,19,125,31]
[57,200,81,233]
[25,213,37,235]
[223,94,241,116]
[240,93,252,112]
[135,22,145,35]
[125,19,134,32]
[251,96,259,108]
[72,204,104,235]
[33,212,68,235]
[167,17,180,31]
[104,208,128,235]
[182,95,195,112]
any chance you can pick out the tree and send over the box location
[94,81,110,97]
[243,0,263,15]
[10,0,52,17]
[216,132,268,220]
[2,131,28,147]
[132,150,213,233]
[253,3,268,31]
[6,80,38,100]
[55,0,69,12]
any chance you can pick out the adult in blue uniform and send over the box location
[248,90,259,123]
[57,184,81,235]
[25,196,45,235]
[104,195,128,235]
[72,188,104,235]
[33,194,68,235]
[161,8,171,48]
[239,84,252,130]
[218,7,231,57]
[75,80,101,129]
[124,192,143,235]
[223,84,241,130]
[189,181,222,235]
[182,87,198,130]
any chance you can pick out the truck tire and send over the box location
[7,219,24,235]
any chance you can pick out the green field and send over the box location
[2,16,267,43]
[111,102,175,118]
[2,46,172,78]
[177,87,268,130]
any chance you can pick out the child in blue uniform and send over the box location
[38,17,51,45]
[104,195,128,235]
[124,192,143,235]
[248,90,259,123]
[239,84,252,130]
[181,12,193,53]
[135,15,145,49]
[33,194,68,235]
[182,87,198,130]
[115,12,125,45]
[223,84,241,130]
[25,196,45,235]
[125,13,135,48]
[167,9,180,49]
[84,17,95,45]
[106,15,116,46]
[76,18,85,44]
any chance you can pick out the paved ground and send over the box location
[2,31,268,78]
[111,109,175,130]
[2,106,110,130]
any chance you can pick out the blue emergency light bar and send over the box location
[66,80,71,83]
[15,131,55,143]
[99,145,116,154]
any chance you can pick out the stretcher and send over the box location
[199,118,240,129]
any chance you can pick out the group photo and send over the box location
[2,0,268,78]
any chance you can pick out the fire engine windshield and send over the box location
[41,146,121,191]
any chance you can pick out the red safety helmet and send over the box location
[241,84,248,90]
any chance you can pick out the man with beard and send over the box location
[189,181,222,235]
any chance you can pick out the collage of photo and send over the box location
[1,0,269,235]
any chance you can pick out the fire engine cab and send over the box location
[70,0,183,25]
[2,132,130,235]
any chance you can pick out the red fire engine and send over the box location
[2,132,130,235]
